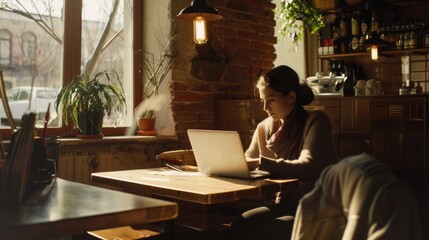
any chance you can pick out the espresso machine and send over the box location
[306,73,346,95]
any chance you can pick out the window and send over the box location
[6,88,19,101]
[0,29,12,66]
[21,32,37,66]
[18,90,30,101]
[80,0,134,128]
[0,0,140,138]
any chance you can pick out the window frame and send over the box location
[0,0,143,139]
[0,29,12,66]
[21,31,37,66]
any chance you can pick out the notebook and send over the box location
[187,129,270,179]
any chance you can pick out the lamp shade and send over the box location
[362,31,389,49]
[176,0,223,21]
[362,31,389,61]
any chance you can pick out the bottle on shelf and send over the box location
[360,10,369,51]
[409,21,417,49]
[415,82,422,94]
[403,22,410,49]
[396,22,404,50]
[329,60,338,76]
[416,20,425,48]
[388,22,396,49]
[339,14,349,53]
[353,64,365,83]
[379,22,386,40]
[343,63,355,97]
[350,11,361,52]
[332,18,341,54]
[425,20,429,48]
[336,60,344,76]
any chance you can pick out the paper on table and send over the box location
[144,169,205,177]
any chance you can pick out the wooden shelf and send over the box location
[319,52,369,59]
[381,48,429,56]
[319,47,429,60]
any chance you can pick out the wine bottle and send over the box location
[339,14,349,53]
[360,10,369,51]
[343,64,355,97]
[350,11,360,52]
[332,18,341,54]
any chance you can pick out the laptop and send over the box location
[187,129,270,179]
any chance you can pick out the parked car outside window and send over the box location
[0,86,58,127]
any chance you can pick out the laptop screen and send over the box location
[187,129,253,179]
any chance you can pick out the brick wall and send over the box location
[171,0,277,148]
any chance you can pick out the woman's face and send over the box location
[259,85,296,121]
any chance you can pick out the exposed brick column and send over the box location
[171,0,276,147]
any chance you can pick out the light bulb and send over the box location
[370,45,378,61]
[193,16,208,45]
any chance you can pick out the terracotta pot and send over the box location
[137,117,157,136]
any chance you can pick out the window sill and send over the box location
[47,135,178,146]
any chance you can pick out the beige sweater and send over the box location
[245,110,338,184]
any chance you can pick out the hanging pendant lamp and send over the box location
[176,0,223,45]
[362,31,389,61]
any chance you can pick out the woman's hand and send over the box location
[246,157,260,170]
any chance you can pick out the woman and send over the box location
[230,65,338,240]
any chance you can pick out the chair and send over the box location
[291,153,423,240]
[156,149,197,166]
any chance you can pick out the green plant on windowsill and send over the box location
[136,35,176,119]
[54,70,127,138]
[133,35,175,136]
[275,0,325,41]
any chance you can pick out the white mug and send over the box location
[365,79,378,96]
[355,80,366,96]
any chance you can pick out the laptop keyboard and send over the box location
[250,169,270,178]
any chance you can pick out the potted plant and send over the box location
[135,109,156,136]
[55,70,127,139]
[134,36,175,136]
[275,0,325,41]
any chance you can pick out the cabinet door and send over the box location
[370,97,426,167]
[370,97,427,224]
[339,98,370,158]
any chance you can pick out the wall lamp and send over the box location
[176,0,222,45]
[362,30,389,61]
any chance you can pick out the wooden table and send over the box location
[0,178,178,239]
[91,168,299,205]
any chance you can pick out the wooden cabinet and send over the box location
[46,136,179,185]
[370,97,426,167]
[338,98,371,157]
[215,100,265,149]
[369,97,427,222]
